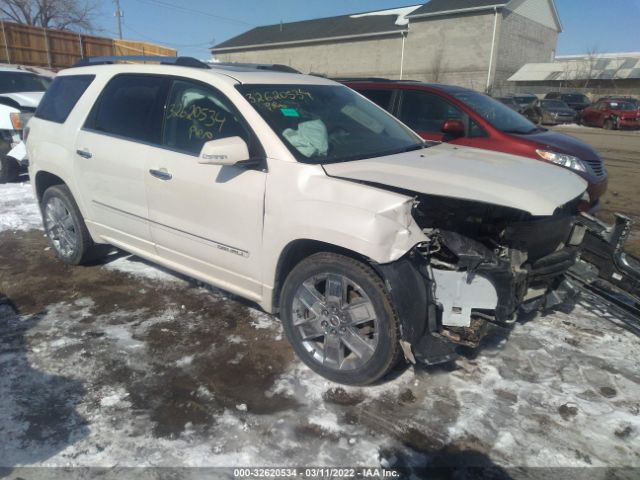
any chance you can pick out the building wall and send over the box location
[493,8,558,91]
[508,80,640,99]
[214,12,498,89]
[215,34,407,79]
[401,12,497,90]
[214,7,558,93]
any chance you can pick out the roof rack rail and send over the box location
[72,56,210,69]
[331,77,392,82]
[210,62,301,74]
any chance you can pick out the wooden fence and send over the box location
[0,21,176,70]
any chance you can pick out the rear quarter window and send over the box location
[35,75,95,123]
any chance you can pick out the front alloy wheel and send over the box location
[292,273,379,371]
[44,196,78,259]
[280,252,401,385]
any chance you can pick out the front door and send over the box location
[145,78,267,300]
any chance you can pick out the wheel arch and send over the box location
[34,170,66,204]
[272,238,374,313]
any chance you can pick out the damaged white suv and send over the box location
[27,57,588,385]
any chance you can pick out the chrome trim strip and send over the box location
[92,200,250,258]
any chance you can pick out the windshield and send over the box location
[514,96,535,104]
[238,84,423,164]
[541,100,569,109]
[562,94,589,104]
[0,72,49,93]
[609,102,635,111]
[453,91,537,134]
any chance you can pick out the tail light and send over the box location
[9,112,34,131]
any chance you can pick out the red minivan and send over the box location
[343,80,608,211]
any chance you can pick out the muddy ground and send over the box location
[1,127,640,477]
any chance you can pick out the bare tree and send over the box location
[0,0,97,32]
[429,42,447,83]
[582,46,599,89]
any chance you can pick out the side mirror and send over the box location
[198,136,249,166]
[441,119,465,138]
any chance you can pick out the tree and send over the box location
[0,0,97,32]
[429,42,447,83]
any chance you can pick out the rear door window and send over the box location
[357,89,394,112]
[35,75,95,123]
[399,90,463,133]
[162,79,250,155]
[85,74,167,144]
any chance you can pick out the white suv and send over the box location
[27,57,587,385]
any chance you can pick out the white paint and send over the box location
[350,5,422,26]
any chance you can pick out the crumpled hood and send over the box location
[0,91,44,108]
[322,143,587,216]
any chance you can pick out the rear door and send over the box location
[144,77,267,300]
[75,73,169,254]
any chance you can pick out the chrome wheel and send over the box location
[292,273,379,371]
[44,197,78,258]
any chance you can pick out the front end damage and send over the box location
[378,195,586,365]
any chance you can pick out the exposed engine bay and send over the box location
[379,193,588,365]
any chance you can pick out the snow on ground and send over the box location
[1,180,639,473]
[0,180,42,231]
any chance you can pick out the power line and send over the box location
[130,0,254,26]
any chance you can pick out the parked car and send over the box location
[544,92,591,112]
[580,100,640,130]
[0,66,49,182]
[522,99,576,125]
[494,96,520,111]
[27,57,588,385]
[343,80,607,211]
[595,96,639,110]
[512,94,538,112]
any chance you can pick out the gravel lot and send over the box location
[1,128,639,478]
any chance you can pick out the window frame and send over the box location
[82,73,265,162]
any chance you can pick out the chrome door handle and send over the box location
[76,148,92,159]
[149,169,172,181]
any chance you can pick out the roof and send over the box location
[509,54,640,82]
[212,5,422,52]
[407,0,508,18]
[60,63,338,87]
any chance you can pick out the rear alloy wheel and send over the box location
[0,157,18,183]
[280,253,401,385]
[42,185,107,265]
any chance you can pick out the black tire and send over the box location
[41,184,106,265]
[0,156,18,183]
[603,118,614,130]
[280,252,401,385]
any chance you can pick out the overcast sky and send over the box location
[94,0,640,60]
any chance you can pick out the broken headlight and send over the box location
[536,149,586,173]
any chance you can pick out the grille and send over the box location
[583,157,606,177]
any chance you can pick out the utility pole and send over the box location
[114,0,123,39]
